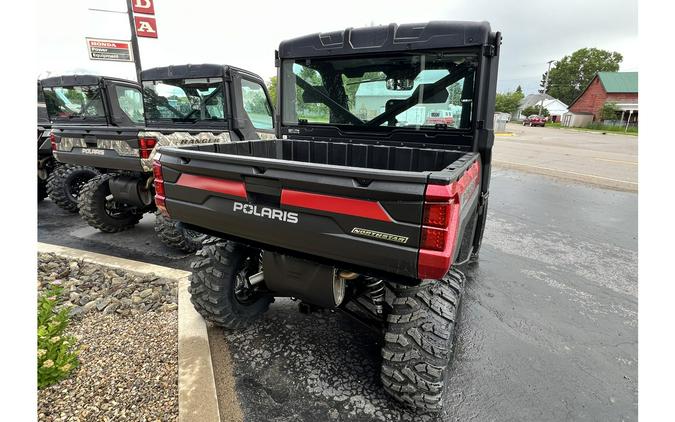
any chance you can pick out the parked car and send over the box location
[523,114,546,127]
[154,21,500,412]
[425,110,455,126]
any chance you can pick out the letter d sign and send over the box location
[135,16,158,38]
[132,0,155,15]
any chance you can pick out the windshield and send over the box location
[143,77,226,123]
[43,85,106,120]
[281,52,477,129]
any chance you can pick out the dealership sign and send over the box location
[134,16,158,38]
[132,0,155,15]
[86,38,133,62]
[132,0,157,38]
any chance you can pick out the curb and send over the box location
[37,243,222,422]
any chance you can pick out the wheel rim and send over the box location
[67,173,94,199]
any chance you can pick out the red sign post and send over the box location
[134,16,158,38]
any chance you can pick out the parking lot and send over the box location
[38,132,638,421]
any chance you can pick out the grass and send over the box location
[527,120,638,136]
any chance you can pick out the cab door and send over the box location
[230,72,275,140]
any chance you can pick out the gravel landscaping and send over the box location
[37,253,178,421]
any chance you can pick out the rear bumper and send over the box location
[54,149,144,172]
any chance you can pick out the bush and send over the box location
[600,102,619,121]
[37,285,80,389]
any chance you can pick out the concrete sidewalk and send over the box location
[493,123,638,191]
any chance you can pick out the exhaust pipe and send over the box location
[108,175,154,207]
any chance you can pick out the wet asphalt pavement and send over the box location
[38,168,638,422]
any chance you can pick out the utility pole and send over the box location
[125,0,143,84]
[538,60,555,115]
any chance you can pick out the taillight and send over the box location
[152,159,169,216]
[423,203,450,228]
[418,161,481,280]
[49,131,57,151]
[420,226,447,251]
[139,137,157,159]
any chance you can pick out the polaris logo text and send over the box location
[233,202,298,224]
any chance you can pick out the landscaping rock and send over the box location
[37,253,178,318]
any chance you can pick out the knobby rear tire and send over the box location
[189,240,272,329]
[380,268,465,412]
[154,211,208,253]
[78,173,143,233]
[46,165,99,212]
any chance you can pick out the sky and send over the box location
[36,0,638,96]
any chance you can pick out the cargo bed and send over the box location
[156,138,481,280]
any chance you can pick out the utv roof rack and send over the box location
[40,75,138,88]
[278,21,492,59]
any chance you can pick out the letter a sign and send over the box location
[135,16,158,38]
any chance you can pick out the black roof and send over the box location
[142,64,226,80]
[40,74,139,88]
[278,21,492,59]
[141,64,265,82]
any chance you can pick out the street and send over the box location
[494,123,637,191]
[38,161,638,421]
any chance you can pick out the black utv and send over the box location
[40,75,142,212]
[154,21,500,412]
[49,64,275,252]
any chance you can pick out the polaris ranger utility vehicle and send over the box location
[41,75,141,211]
[154,21,500,411]
[50,65,275,252]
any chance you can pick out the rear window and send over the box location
[143,77,226,124]
[43,85,106,120]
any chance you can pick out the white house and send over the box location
[517,94,568,122]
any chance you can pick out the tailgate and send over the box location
[52,126,142,171]
[158,147,430,278]
[157,145,482,280]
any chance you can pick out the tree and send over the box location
[522,105,549,117]
[542,48,623,105]
[266,76,277,109]
[599,101,619,121]
[494,90,524,115]
[515,85,523,94]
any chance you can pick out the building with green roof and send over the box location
[564,71,638,127]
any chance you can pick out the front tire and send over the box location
[380,268,465,412]
[78,173,143,233]
[189,240,272,329]
[46,165,99,212]
[154,211,208,253]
